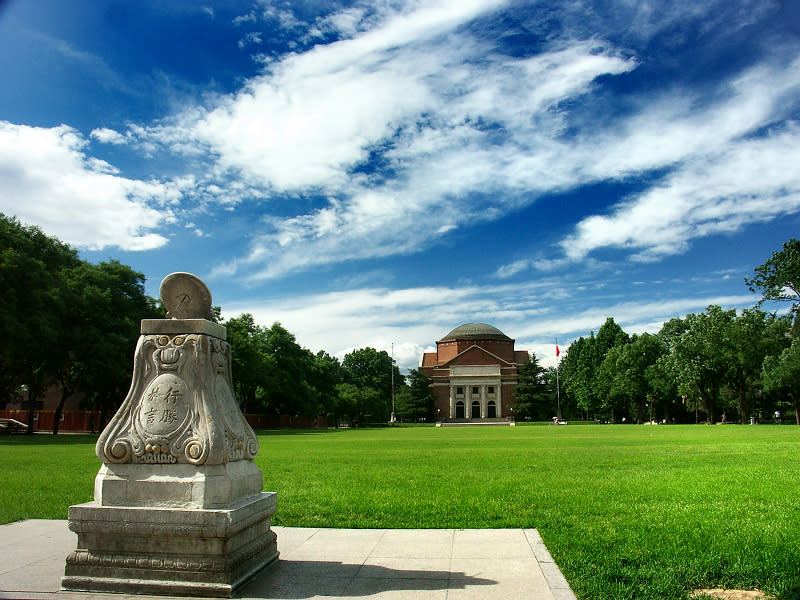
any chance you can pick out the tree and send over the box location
[404,368,435,421]
[225,314,274,412]
[310,351,343,419]
[50,260,156,434]
[560,335,598,418]
[0,216,157,433]
[334,382,383,424]
[261,323,317,416]
[661,306,735,423]
[746,238,800,333]
[762,338,800,425]
[597,333,666,423]
[723,309,790,423]
[561,318,629,421]
[341,347,404,422]
[514,353,551,420]
[0,214,80,430]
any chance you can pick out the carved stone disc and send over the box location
[159,272,213,320]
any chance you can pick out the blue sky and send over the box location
[2,0,800,372]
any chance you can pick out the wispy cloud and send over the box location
[118,0,799,283]
[564,122,800,261]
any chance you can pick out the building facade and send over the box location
[419,323,529,420]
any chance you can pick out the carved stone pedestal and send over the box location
[63,273,278,597]
[63,493,277,597]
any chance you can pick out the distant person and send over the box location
[552,416,558,424]
[721,412,727,424]
[774,410,781,424]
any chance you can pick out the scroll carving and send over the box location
[97,332,258,465]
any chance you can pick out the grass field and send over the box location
[2,424,798,599]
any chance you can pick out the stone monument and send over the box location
[62,272,278,597]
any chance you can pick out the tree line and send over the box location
[4,213,798,429]
[513,239,800,425]
[224,313,434,425]
[1,214,434,433]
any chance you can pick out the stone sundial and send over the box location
[159,272,213,320]
[64,272,277,598]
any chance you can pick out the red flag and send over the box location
[555,344,560,357]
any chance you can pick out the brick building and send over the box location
[419,323,529,421]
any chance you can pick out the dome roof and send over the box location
[439,322,512,342]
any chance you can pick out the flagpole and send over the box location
[390,342,396,423]
[555,338,562,421]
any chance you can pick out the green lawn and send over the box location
[2,424,798,599]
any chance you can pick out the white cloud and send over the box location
[90,127,127,145]
[238,32,263,49]
[0,122,178,251]
[564,124,800,261]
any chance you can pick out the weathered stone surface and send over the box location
[64,273,278,597]
[63,493,278,597]
[93,460,264,509]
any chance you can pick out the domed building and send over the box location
[419,323,529,421]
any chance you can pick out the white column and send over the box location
[449,385,455,419]
[497,381,502,417]
[481,385,487,418]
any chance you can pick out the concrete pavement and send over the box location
[0,520,577,600]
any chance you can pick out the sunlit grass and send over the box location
[2,425,798,599]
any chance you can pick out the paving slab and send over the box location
[0,520,576,600]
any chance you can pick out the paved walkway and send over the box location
[0,520,576,600]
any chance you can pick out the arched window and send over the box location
[455,401,465,419]
[487,400,497,418]
[471,400,481,419]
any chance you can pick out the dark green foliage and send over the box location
[223,315,330,417]
[0,215,158,432]
[396,368,434,421]
[514,352,553,420]
[561,317,630,420]
[762,337,800,425]
[340,347,404,423]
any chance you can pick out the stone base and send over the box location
[62,492,278,598]
[94,460,265,509]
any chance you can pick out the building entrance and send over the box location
[471,401,481,419]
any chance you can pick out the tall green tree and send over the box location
[746,238,800,334]
[261,322,317,416]
[310,351,343,419]
[0,215,80,428]
[597,333,666,423]
[560,335,597,418]
[723,309,790,423]
[50,260,156,434]
[561,318,629,420]
[514,352,552,420]
[762,337,800,425]
[341,347,403,421]
[224,314,275,412]
[662,306,735,423]
[404,368,435,421]
[1,216,157,433]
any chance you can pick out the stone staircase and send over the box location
[437,418,514,427]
